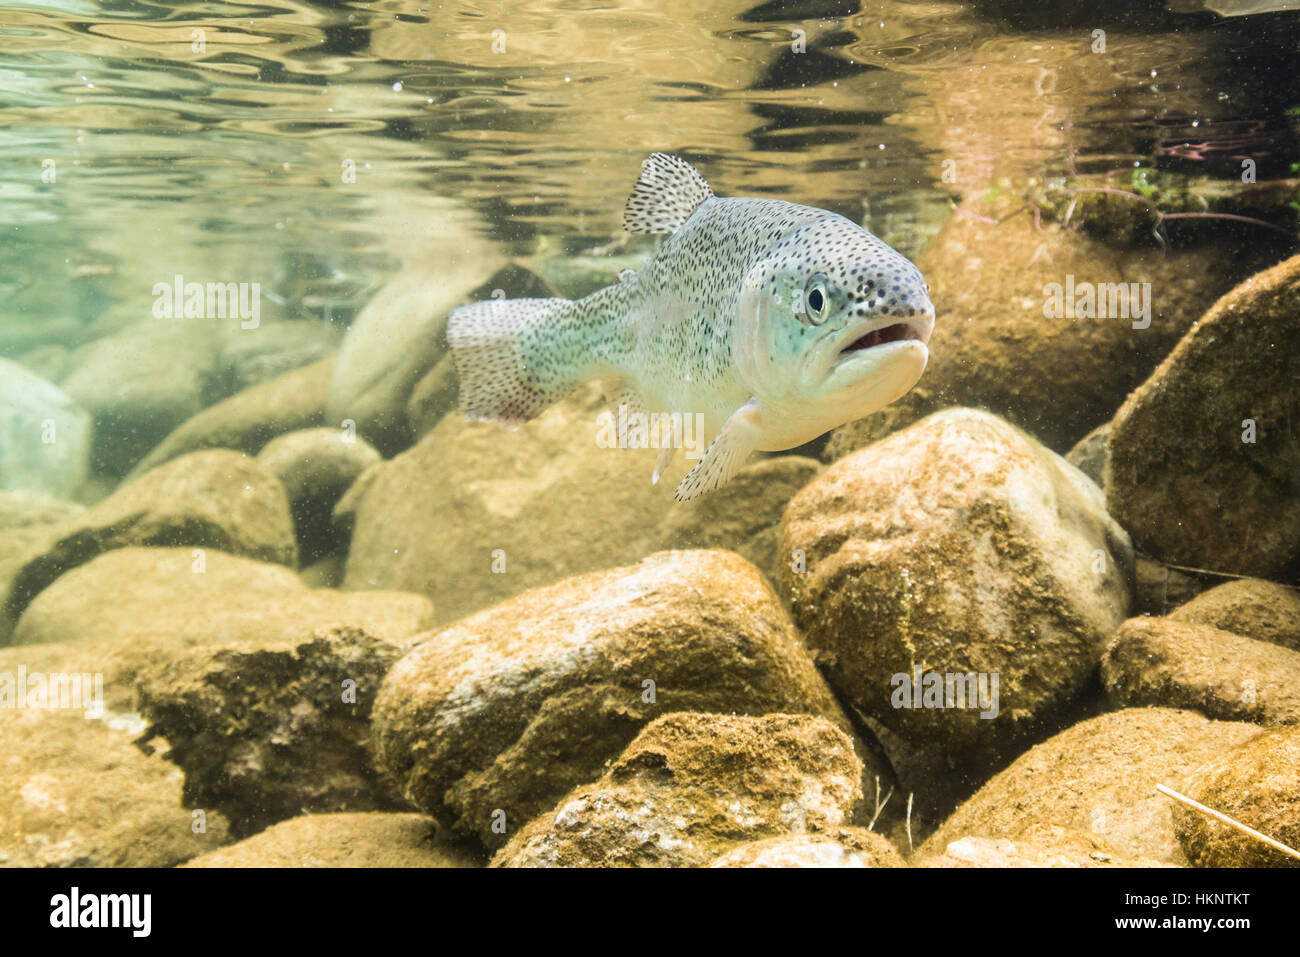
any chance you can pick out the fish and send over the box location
[447,152,935,501]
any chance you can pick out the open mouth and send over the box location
[838,321,925,356]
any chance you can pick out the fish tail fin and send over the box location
[447,296,579,426]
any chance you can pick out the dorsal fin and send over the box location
[623,153,713,235]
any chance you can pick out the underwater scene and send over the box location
[2,0,1299,891]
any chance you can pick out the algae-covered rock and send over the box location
[1105,253,1300,578]
[920,708,1263,865]
[1102,616,1300,725]
[708,827,903,868]
[491,713,863,868]
[778,408,1133,818]
[1173,725,1300,867]
[181,813,482,868]
[373,549,885,851]
[1167,578,1300,653]
[3,450,298,626]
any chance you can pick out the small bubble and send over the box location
[392,81,403,92]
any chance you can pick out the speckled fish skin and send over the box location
[448,152,935,501]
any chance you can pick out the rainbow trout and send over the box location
[448,153,934,500]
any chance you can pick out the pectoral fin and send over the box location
[652,445,676,485]
[674,399,762,502]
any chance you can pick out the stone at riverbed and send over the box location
[708,827,903,868]
[0,358,92,499]
[918,822,1174,868]
[491,713,863,868]
[60,320,221,475]
[181,813,482,868]
[824,209,1241,458]
[326,259,506,455]
[778,408,1133,819]
[1173,726,1300,867]
[655,456,822,588]
[10,547,432,652]
[3,450,297,626]
[0,707,232,867]
[373,549,885,851]
[344,382,686,626]
[137,626,417,837]
[919,708,1263,865]
[1167,578,1300,653]
[1064,422,1109,488]
[1102,616,1300,726]
[1105,253,1300,578]
[256,427,381,561]
[0,491,85,643]
[1133,556,1212,616]
[125,357,333,480]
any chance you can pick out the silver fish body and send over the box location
[448,153,935,500]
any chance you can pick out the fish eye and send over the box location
[802,274,832,325]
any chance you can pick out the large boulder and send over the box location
[491,713,864,868]
[1105,254,1300,578]
[919,708,1263,865]
[372,549,885,851]
[778,408,1133,820]
[3,450,298,625]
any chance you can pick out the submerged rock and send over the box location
[1172,725,1300,868]
[181,813,482,868]
[655,456,822,588]
[918,822,1174,868]
[1064,422,1109,488]
[1105,253,1300,578]
[373,549,884,851]
[137,626,417,838]
[10,547,432,652]
[778,408,1133,820]
[825,210,1240,457]
[344,382,685,626]
[255,427,381,561]
[920,708,1262,865]
[0,358,92,499]
[491,713,863,868]
[2,450,298,625]
[708,828,903,868]
[126,357,334,480]
[1166,578,1300,653]
[0,492,85,643]
[1102,616,1300,726]
[0,707,231,867]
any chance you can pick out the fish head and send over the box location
[737,213,935,440]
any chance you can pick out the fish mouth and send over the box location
[831,314,933,365]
